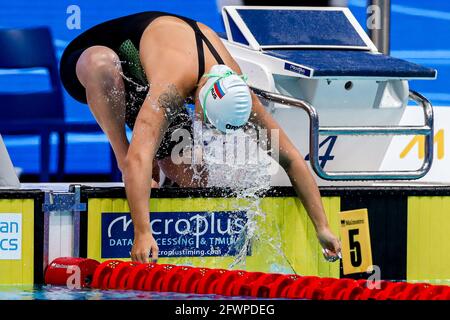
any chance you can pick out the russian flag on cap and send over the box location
[213,81,225,99]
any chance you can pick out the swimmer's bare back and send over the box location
[136,16,243,187]
[139,16,242,115]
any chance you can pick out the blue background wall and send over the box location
[0,0,449,177]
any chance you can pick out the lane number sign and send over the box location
[340,209,373,275]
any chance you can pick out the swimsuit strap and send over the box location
[185,20,225,82]
[196,25,225,66]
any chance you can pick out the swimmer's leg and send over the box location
[76,46,129,171]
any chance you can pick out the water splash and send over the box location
[194,123,295,273]
[116,59,149,93]
[116,65,294,273]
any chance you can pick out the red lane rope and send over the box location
[44,257,450,300]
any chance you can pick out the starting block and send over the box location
[221,6,437,183]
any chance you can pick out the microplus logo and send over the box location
[0,214,22,260]
[101,211,249,258]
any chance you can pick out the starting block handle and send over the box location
[251,87,434,181]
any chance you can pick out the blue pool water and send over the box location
[0,286,256,300]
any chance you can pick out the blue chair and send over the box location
[0,26,118,182]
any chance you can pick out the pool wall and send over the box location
[84,189,341,277]
[0,185,449,285]
[0,190,44,285]
[81,186,450,283]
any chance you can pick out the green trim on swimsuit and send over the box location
[118,39,148,85]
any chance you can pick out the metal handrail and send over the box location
[251,87,434,181]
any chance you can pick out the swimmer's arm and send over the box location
[124,82,186,262]
[122,158,160,188]
[124,27,198,262]
[123,87,165,263]
[249,92,329,232]
[250,91,341,257]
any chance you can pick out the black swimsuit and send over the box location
[60,11,224,160]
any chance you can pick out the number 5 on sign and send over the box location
[340,209,373,275]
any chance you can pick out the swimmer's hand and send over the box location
[316,227,342,263]
[131,231,159,263]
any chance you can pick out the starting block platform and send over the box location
[223,7,437,80]
[221,6,437,183]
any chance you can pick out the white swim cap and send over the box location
[199,65,252,133]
